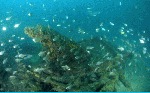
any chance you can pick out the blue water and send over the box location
[0,0,150,91]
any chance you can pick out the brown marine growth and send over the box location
[20,25,133,91]
[24,25,91,73]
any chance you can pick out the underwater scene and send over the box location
[0,0,150,92]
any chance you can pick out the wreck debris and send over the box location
[0,25,133,91]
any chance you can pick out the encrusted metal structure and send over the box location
[0,25,132,91]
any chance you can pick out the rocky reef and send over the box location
[1,25,132,91]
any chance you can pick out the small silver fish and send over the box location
[0,50,5,55]
[3,58,8,64]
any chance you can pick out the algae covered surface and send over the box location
[1,25,132,92]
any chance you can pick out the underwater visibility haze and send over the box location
[0,0,150,92]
